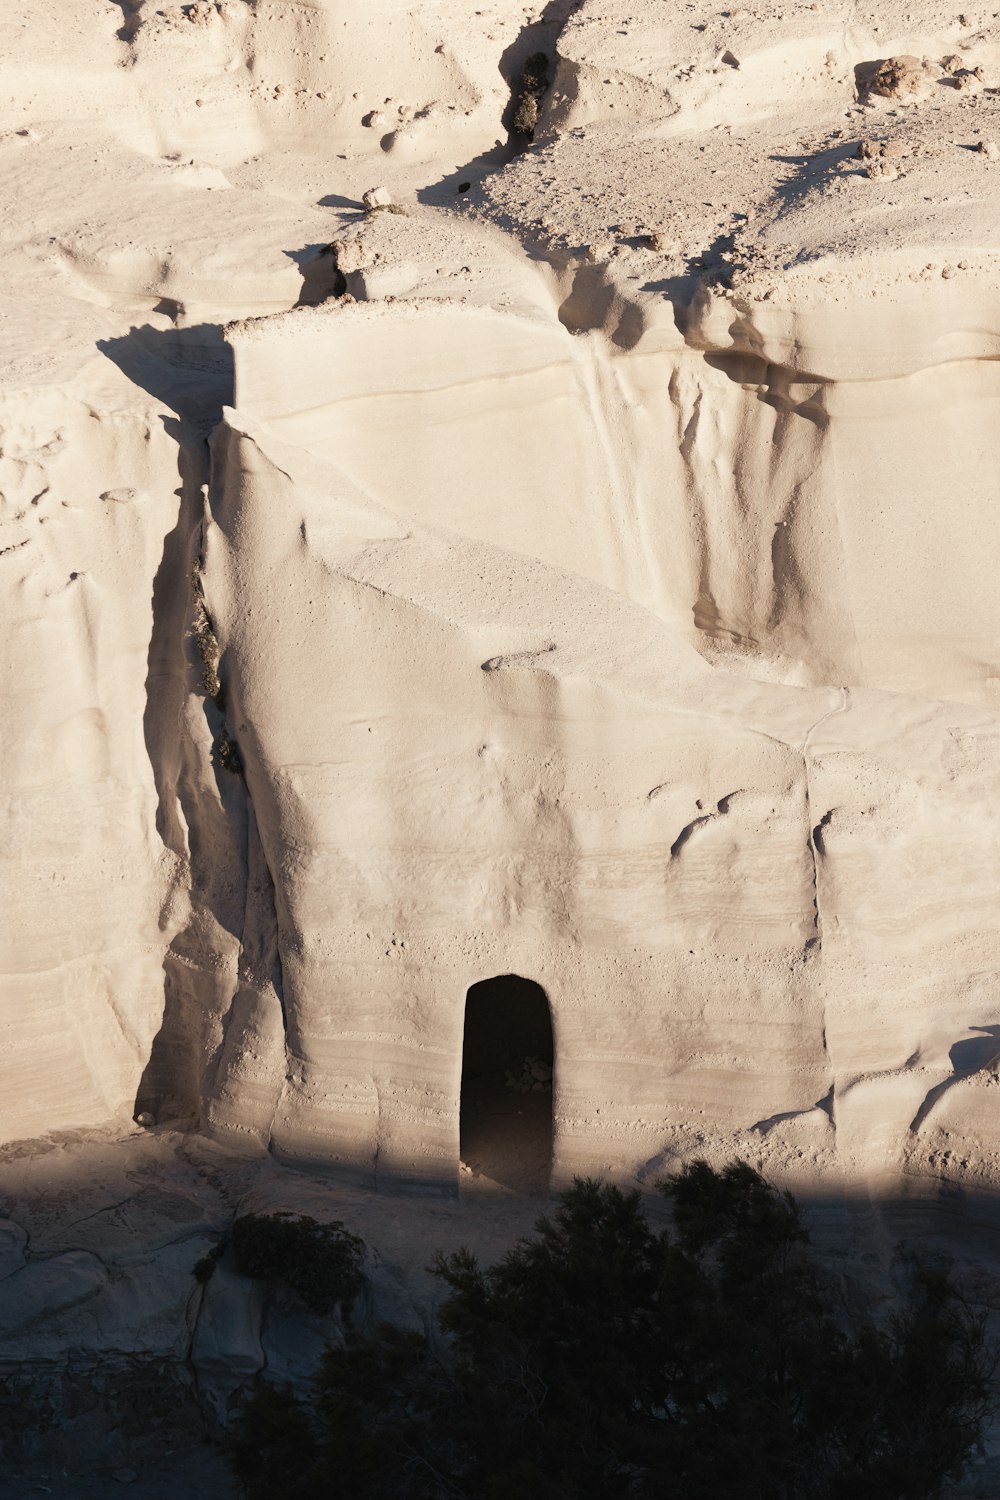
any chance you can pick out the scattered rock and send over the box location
[644,229,676,253]
[134,1112,155,1128]
[858,138,907,160]
[329,236,366,275]
[362,110,384,128]
[505,1055,553,1094]
[865,55,929,100]
[362,186,393,210]
[940,53,965,74]
[977,138,1000,159]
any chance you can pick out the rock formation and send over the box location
[4,0,1000,1213]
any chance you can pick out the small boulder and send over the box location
[866,55,928,100]
[644,229,676,253]
[362,186,393,210]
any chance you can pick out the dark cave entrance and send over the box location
[459,974,554,1195]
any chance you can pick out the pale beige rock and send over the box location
[1,0,1000,1224]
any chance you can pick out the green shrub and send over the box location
[228,1379,318,1499]
[194,1212,365,1317]
[229,1167,995,1499]
[192,1241,225,1285]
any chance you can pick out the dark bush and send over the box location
[228,1166,995,1500]
[194,1211,365,1317]
[511,50,551,139]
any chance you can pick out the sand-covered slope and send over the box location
[3,0,1000,1210]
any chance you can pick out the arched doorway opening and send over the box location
[460,974,553,1194]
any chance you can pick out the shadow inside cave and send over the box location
[460,975,554,1196]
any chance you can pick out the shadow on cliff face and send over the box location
[284,243,347,306]
[98,325,252,1131]
[910,1026,1000,1135]
[98,322,234,433]
[417,0,583,208]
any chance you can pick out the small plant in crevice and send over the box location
[192,1212,366,1318]
[216,732,244,776]
[193,1239,226,1286]
[511,50,551,139]
[190,559,221,698]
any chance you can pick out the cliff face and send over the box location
[4,0,1000,1211]
[187,293,1000,1196]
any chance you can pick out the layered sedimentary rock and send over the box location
[194,287,1000,1193]
[3,0,1000,1206]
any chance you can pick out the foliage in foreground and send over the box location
[229,1163,995,1500]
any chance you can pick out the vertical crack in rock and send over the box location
[198,427,290,1155]
[134,330,287,1141]
[206,796,289,1152]
[138,437,250,1131]
[800,686,849,951]
[800,688,849,1122]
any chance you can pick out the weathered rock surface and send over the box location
[4,13,1000,1469]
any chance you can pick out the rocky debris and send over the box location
[505,1055,553,1094]
[952,65,985,91]
[327,235,366,276]
[977,139,1000,159]
[858,137,910,178]
[858,138,908,160]
[362,186,393,211]
[645,229,676,252]
[864,159,900,180]
[864,55,930,100]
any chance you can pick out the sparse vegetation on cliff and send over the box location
[228,1164,995,1499]
[190,559,221,698]
[511,50,550,139]
[194,1211,366,1317]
